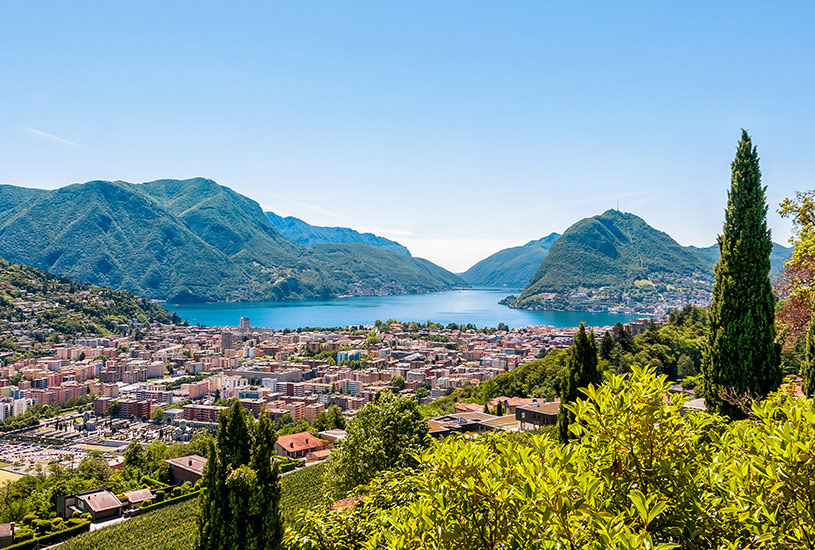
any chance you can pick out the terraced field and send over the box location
[59,463,328,550]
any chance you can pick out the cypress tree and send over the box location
[803,313,815,398]
[197,402,283,550]
[702,130,781,418]
[599,331,614,360]
[557,323,600,443]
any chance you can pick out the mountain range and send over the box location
[0,179,464,303]
[500,209,791,310]
[460,233,560,288]
[265,212,411,256]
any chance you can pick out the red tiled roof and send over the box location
[276,432,324,453]
[123,488,154,503]
[79,490,122,513]
[166,454,207,476]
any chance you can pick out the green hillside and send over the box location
[460,232,560,287]
[0,179,464,303]
[513,210,710,308]
[0,256,174,353]
[267,211,411,256]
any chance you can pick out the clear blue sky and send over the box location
[2,2,813,271]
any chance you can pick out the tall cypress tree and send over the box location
[599,331,614,360]
[197,401,283,550]
[558,322,600,443]
[702,130,781,418]
[803,313,815,398]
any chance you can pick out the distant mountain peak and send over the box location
[0,178,463,303]
[512,210,710,308]
[266,211,412,256]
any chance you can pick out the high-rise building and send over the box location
[220,332,234,351]
[239,317,250,332]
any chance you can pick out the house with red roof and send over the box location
[274,432,325,459]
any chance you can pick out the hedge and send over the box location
[5,520,91,550]
[280,461,299,473]
[140,475,169,488]
[139,489,202,513]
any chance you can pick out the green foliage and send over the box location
[0,257,173,358]
[391,375,406,392]
[703,130,781,418]
[324,391,428,498]
[4,518,90,550]
[604,307,709,380]
[196,401,282,550]
[124,440,147,470]
[312,405,345,433]
[287,367,815,550]
[422,350,568,418]
[557,322,600,442]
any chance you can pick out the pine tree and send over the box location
[803,313,815,398]
[702,130,781,418]
[557,323,600,443]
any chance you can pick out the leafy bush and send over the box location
[5,520,90,550]
[286,367,815,549]
[32,519,52,534]
[12,527,34,542]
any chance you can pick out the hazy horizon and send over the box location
[3,2,812,271]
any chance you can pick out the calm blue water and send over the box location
[169,289,641,330]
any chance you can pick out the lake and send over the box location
[169,289,642,330]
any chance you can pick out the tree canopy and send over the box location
[703,130,781,418]
[324,391,428,497]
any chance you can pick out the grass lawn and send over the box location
[73,444,117,452]
[0,469,23,484]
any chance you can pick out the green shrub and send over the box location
[33,519,52,534]
[21,514,36,526]
[286,367,815,550]
[12,527,34,542]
